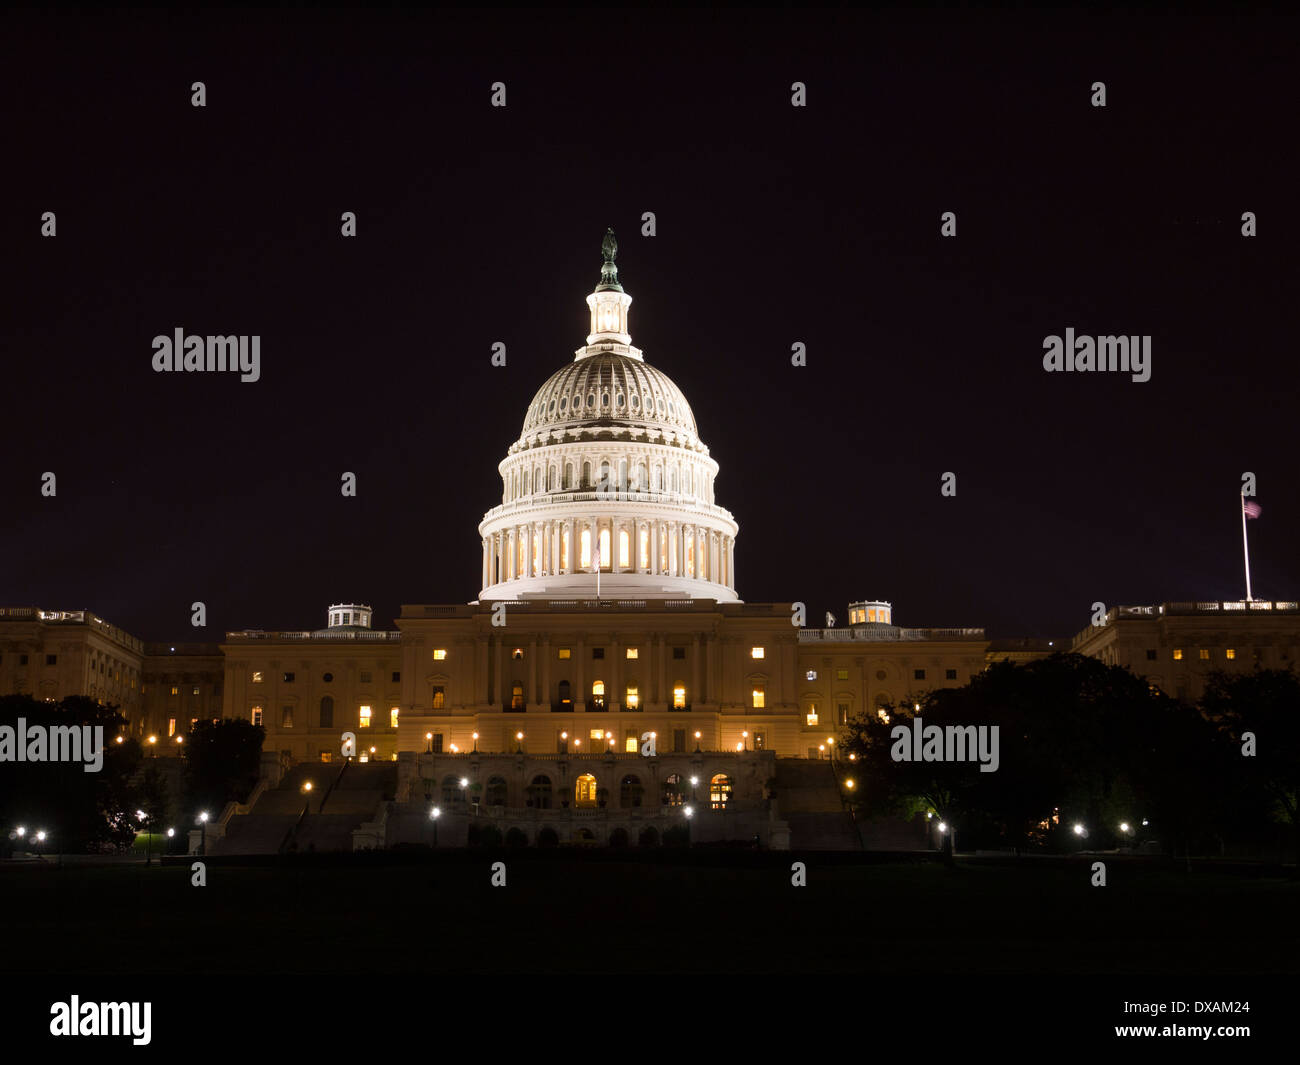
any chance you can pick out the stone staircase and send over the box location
[774,758,861,850]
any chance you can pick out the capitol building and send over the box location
[4,233,1298,851]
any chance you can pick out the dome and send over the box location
[520,353,697,439]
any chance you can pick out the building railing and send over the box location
[1071,600,1300,648]
[798,627,985,643]
[224,630,402,641]
[480,491,737,524]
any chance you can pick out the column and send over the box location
[612,520,622,574]
[691,634,701,706]
[481,539,488,590]
[727,538,735,589]
[651,522,660,575]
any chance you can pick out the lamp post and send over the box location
[694,730,701,753]
[472,731,479,753]
[301,781,313,817]
[690,776,699,803]
[198,811,209,856]
[426,732,433,754]
[741,730,748,752]
[430,805,441,848]
[35,830,47,860]
[516,731,524,754]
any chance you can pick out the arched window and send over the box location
[582,461,592,488]
[432,686,445,709]
[685,529,695,577]
[752,684,765,708]
[442,776,465,805]
[598,527,611,569]
[672,684,686,709]
[511,682,524,710]
[671,467,678,493]
[662,773,685,806]
[523,469,530,495]
[619,528,630,568]
[591,680,605,711]
[710,774,732,809]
[620,774,645,808]
[580,528,591,568]
[575,774,598,807]
[558,680,572,708]
[319,696,334,728]
[486,776,508,807]
[564,463,573,489]
[561,524,570,569]
[527,775,552,809]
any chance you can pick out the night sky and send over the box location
[4,9,1296,643]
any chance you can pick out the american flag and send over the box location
[1243,499,1262,519]
[591,542,601,569]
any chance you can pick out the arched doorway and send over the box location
[575,773,598,808]
[710,773,732,809]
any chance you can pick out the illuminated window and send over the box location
[591,680,606,710]
[662,773,685,806]
[320,751,333,763]
[390,707,399,728]
[580,528,591,568]
[709,774,732,809]
[512,648,523,660]
[1173,648,1183,661]
[806,709,819,726]
[167,718,176,736]
[837,703,849,724]
[752,685,765,708]
[433,649,447,661]
[1199,649,1210,661]
[751,647,765,659]
[281,706,293,728]
[431,686,445,709]
[673,685,686,709]
[836,669,848,680]
[1226,648,1236,660]
[511,683,524,710]
[192,686,200,696]
[624,734,638,753]
[599,527,611,569]
[619,529,630,568]
[359,705,372,728]
[639,527,649,568]
[626,647,638,659]
[170,686,179,696]
[575,774,598,807]
[626,686,639,709]
[251,706,263,727]
[589,729,605,742]
[561,525,570,569]
[685,530,695,576]
[558,648,571,660]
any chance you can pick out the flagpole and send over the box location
[1241,492,1253,601]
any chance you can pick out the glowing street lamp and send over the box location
[34,830,47,859]
[683,805,694,819]
[694,730,701,753]
[690,775,699,802]
[741,730,749,752]
[426,731,433,753]
[198,810,210,855]
[472,731,479,752]
[516,730,524,753]
[429,805,441,847]
[818,744,826,759]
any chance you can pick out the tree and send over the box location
[1200,668,1300,866]
[182,719,264,820]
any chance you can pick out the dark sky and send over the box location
[3,8,1296,643]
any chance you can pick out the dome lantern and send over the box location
[583,228,636,354]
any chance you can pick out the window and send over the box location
[663,773,685,805]
[360,671,372,684]
[620,773,644,805]
[914,669,926,680]
[1199,649,1210,661]
[512,648,523,660]
[672,647,685,660]
[753,731,766,750]
[589,729,605,742]
[252,671,263,683]
[1146,649,1158,660]
[806,709,819,726]
[672,729,686,753]
[431,733,443,753]
[592,647,604,659]
[283,672,295,683]
[558,680,572,708]
[171,686,179,696]
[1173,648,1183,661]
[837,703,849,725]
[432,686,445,709]
[323,672,333,682]
[392,671,400,683]
[320,696,334,728]
[528,775,553,809]
[390,707,399,728]
[359,705,372,728]
[19,654,28,666]
[281,706,294,728]
[251,707,263,727]
[710,774,732,809]
[167,718,176,737]
[320,751,333,763]
[624,732,638,754]
[673,685,686,709]
[558,648,571,660]
[836,669,848,680]
[1226,648,1236,660]
[625,647,638,659]
[511,683,524,710]
[591,680,606,711]
[46,654,57,666]
[752,685,765,708]
[192,686,200,696]
[433,649,447,661]
[945,669,957,680]
[575,773,597,807]
[625,686,639,710]
[751,647,765,659]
